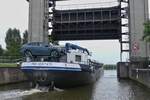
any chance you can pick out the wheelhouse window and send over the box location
[75,55,81,62]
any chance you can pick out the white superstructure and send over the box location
[67,50,90,65]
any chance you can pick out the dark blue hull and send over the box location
[21,64,103,88]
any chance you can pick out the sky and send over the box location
[0,0,149,64]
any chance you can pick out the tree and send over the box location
[143,21,150,42]
[48,35,59,45]
[5,28,21,56]
[0,45,3,56]
[23,30,28,44]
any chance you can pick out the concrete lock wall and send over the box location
[130,69,150,88]
[117,62,150,88]
[129,0,149,61]
[0,68,27,85]
[127,0,150,89]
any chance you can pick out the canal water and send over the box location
[0,70,150,100]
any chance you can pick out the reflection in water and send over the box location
[0,70,150,100]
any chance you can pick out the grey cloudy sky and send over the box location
[0,0,149,64]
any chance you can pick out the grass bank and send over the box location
[0,63,18,67]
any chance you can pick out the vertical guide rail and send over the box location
[119,0,130,62]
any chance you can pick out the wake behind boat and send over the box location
[20,42,103,89]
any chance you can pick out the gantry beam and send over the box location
[52,6,121,40]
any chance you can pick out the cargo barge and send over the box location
[21,42,103,89]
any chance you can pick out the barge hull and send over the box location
[22,67,103,88]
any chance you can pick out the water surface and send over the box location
[0,70,150,100]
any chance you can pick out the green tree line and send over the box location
[0,28,56,56]
[103,64,117,70]
[0,28,28,56]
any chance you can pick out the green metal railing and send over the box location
[0,56,22,63]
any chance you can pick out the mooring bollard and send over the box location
[136,68,139,79]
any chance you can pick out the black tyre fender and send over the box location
[50,49,60,58]
[90,66,95,73]
[30,81,36,88]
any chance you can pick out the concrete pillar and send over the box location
[28,0,49,43]
[117,62,129,79]
[129,0,149,61]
